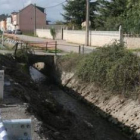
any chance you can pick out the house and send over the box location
[0,14,8,31]
[0,20,6,31]
[6,16,15,31]
[17,4,47,33]
[11,12,19,30]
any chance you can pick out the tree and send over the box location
[55,20,64,25]
[62,0,98,29]
[50,28,56,40]
[0,14,9,21]
[124,0,140,33]
[95,0,127,30]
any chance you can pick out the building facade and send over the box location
[0,20,6,31]
[6,16,15,31]
[18,4,46,33]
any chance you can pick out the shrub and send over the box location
[57,52,83,72]
[76,42,140,93]
[50,28,56,40]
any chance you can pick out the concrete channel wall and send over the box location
[58,71,140,139]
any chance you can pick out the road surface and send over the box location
[12,34,96,53]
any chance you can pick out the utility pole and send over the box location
[85,0,89,46]
[34,4,36,36]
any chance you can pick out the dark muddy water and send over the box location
[30,67,130,140]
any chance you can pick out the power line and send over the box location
[45,1,66,8]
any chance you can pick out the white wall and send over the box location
[124,37,140,49]
[36,29,62,40]
[36,29,140,49]
[36,29,52,39]
[64,30,121,46]
[64,30,86,44]
[90,31,120,46]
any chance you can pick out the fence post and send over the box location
[25,43,28,54]
[46,42,48,51]
[119,25,123,45]
[14,42,18,57]
[0,70,4,100]
[62,28,64,40]
[79,45,81,54]
[55,41,57,56]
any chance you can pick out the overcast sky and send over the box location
[0,0,65,22]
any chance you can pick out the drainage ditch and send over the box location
[0,54,133,140]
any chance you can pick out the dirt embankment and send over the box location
[0,55,76,140]
[56,71,140,139]
[0,54,122,140]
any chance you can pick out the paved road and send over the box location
[14,35,95,53]
[0,49,67,56]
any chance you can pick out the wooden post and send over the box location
[62,28,64,40]
[14,43,18,57]
[79,45,81,54]
[0,70,4,100]
[55,41,57,56]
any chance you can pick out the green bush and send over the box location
[76,42,140,93]
[50,28,56,40]
[58,52,83,72]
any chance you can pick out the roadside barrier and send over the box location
[0,111,8,140]
[0,110,32,140]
